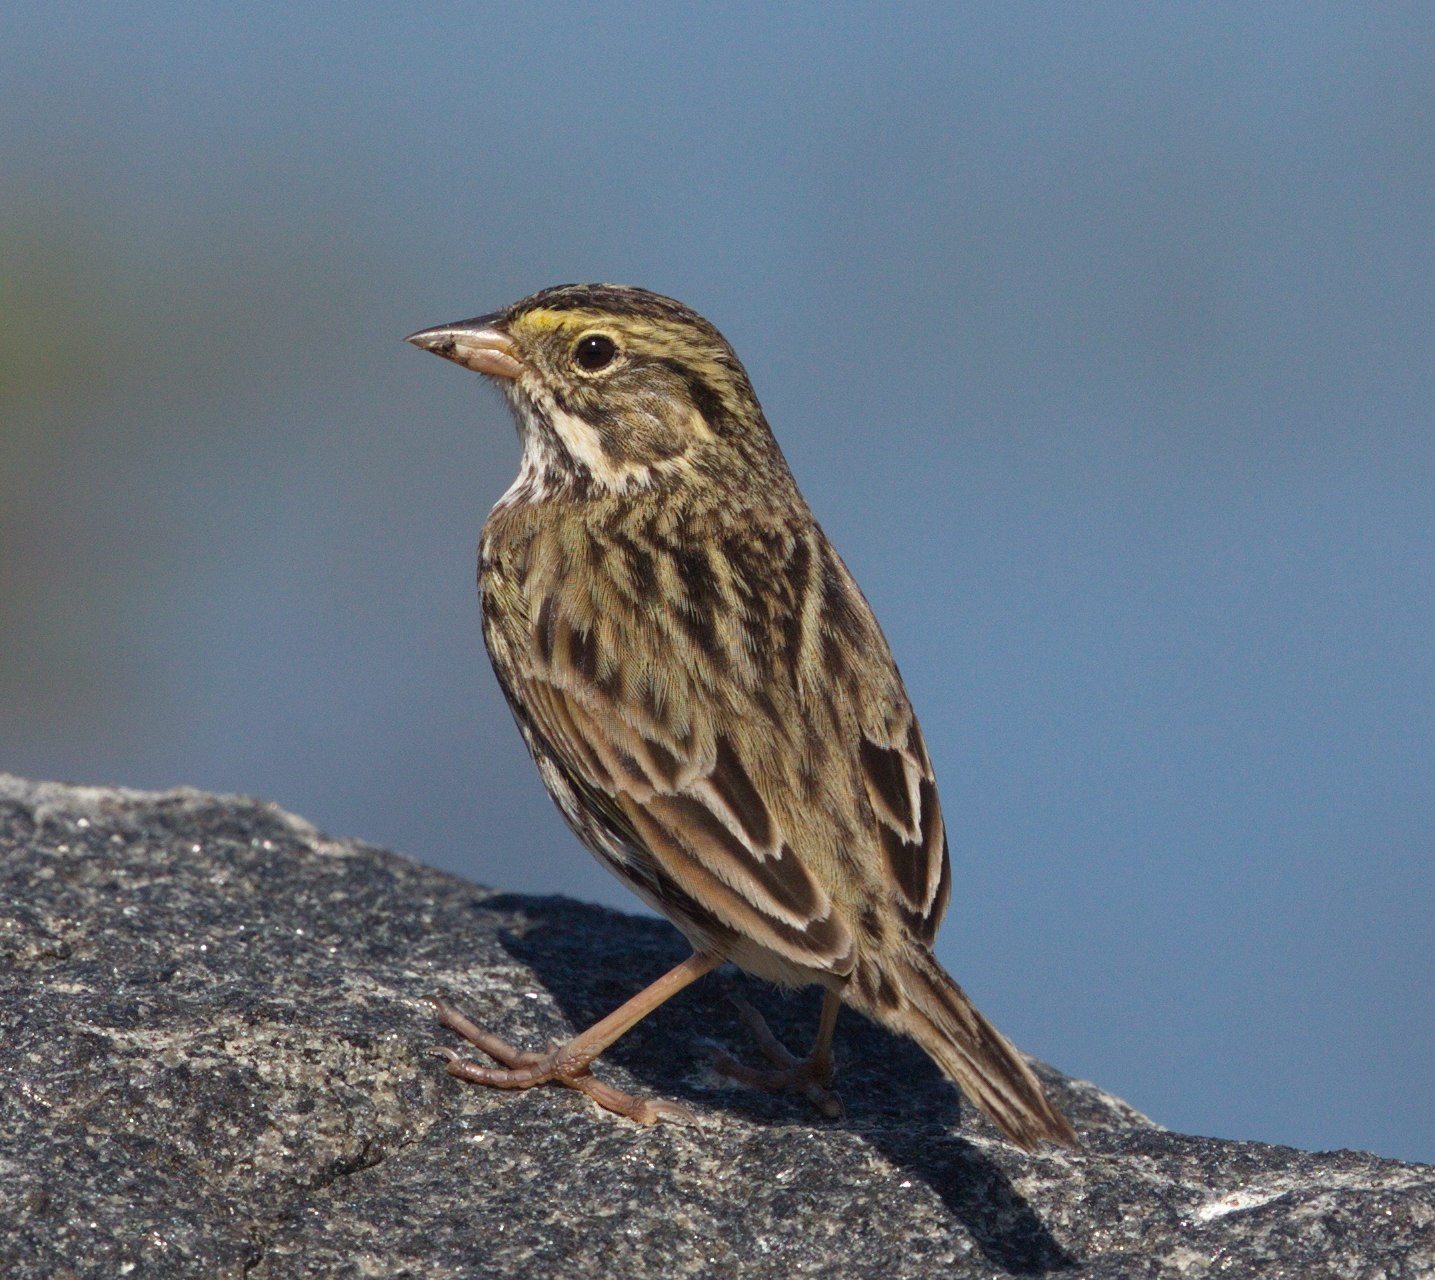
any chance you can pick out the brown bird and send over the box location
[407,284,1076,1150]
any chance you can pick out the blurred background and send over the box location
[3,4,1431,1163]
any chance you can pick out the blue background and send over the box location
[3,4,1431,1163]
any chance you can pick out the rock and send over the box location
[0,774,1430,1278]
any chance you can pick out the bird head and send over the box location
[407,284,793,501]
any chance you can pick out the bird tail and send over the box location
[863,948,1077,1152]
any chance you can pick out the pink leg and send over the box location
[432,951,722,1125]
[708,987,845,1118]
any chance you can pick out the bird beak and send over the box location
[404,315,525,380]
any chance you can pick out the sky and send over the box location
[2,3,1432,1164]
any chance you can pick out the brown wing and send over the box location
[485,534,857,979]
[481,504,949,975]
[856,716,951,946]
[816,543,952,946]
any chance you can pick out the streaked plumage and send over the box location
[407,284,1076,1150]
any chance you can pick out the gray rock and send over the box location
[0,774,1429,1278]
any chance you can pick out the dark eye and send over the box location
[574,333,618,371]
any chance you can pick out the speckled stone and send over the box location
[1,775,1430,1278]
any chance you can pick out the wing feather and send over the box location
[506,612,855,977]
[481,506,949,976]
[857,723,949,942]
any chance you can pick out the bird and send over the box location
[406,284,1077,1151]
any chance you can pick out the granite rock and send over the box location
[1,774,1430,1278]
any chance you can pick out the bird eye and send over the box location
[574,333,618,371]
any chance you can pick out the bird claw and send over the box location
[708,995,844,1118]
[429,996,697,1126]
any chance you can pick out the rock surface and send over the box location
[1,774,1430,1278]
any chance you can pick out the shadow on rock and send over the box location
[459,893,1075,1275]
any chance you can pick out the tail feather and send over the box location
[870,949,1077,1152]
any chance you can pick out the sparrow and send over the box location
[406,284,1076,1150]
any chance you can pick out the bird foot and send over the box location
[429,997,697,1126]
[707,995,844,1118]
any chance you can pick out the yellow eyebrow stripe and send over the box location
[520,309,670,347]
[520,308,582,333]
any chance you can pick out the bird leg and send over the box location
[708,987,845,1118]
[431,950,721,1125]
